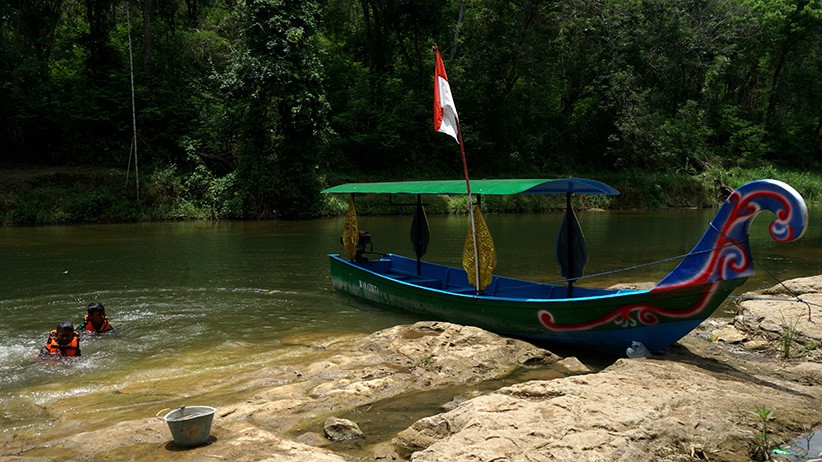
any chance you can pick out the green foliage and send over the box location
[718,106,770,165]
[750,404,775,460]
[723,167,822,203]
[223,0,329,218]
[1,186,141,225]
[144,164,184,209]
[658,101,715,168]
[592,170,720,208]
[142,162,243,220]
[187,165,243,220]
[1,163,819,224]
[0,0,820,221]
[779,312,801,360]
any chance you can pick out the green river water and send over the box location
[1,208,819,454]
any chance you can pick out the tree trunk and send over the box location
[185,0,198,26]
[142,0,151,71]
[764,0,808,129]
[449,0,465,61]
[84,0,113,71]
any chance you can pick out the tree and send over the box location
[321,0,454,177]
[751,0,822,162]
[0,0,65,162]
[225,0,329,217]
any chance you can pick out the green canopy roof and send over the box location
[322,178,619,196]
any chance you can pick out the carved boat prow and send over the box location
[656,179,808,291]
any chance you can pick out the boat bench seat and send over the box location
[407,278,442,289]
[448,287,478,294]
[388,271,443,289]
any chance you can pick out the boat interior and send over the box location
[355,254,640,300]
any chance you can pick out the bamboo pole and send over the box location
[125,2,139,201]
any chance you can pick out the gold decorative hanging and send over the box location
[462,205,496,291]
[342,196,359,260]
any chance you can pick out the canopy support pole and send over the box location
[415,194,423,275]
[565,192,574,298]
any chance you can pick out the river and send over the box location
[0,208,819,449]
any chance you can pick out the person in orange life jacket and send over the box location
[80,301,113,334]
[39,321,81,358]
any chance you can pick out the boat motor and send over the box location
[355,230,372,262]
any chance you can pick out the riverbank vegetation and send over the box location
[2,165,820,224]
[1,0,820,224]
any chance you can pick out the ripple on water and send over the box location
[29,384,104,406]
[0,344,39,387]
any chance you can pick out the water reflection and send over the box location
[779,429,822,461]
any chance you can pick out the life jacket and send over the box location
[43,330,81,357]
[82,314,112,333]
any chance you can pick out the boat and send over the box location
[323,178,809,355]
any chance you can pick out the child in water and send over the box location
[80,301,114,334]
[39,321,81,358]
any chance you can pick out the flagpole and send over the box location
[456,121,481,295]
[433,44,481,294]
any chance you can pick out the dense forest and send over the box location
[1,0,820,221]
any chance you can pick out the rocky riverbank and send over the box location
[3,277,821,461]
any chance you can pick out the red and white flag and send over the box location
[433,48,459,143]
